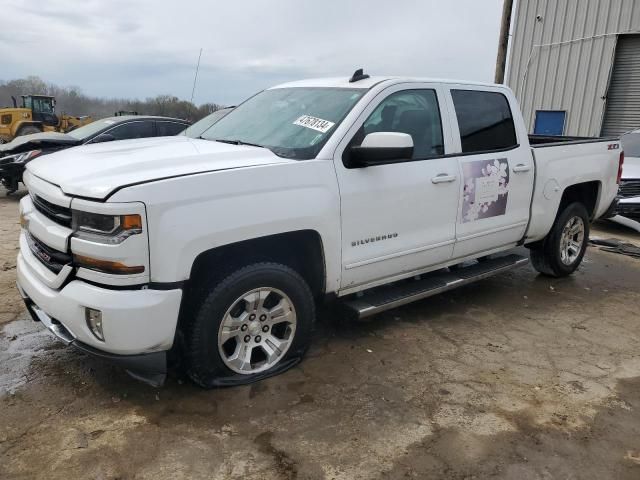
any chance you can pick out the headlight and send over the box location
[72,210,143,244]
[13,150,42,164]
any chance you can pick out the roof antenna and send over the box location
[190,48,203,104]
[349,68,370,83]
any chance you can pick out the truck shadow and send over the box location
[0,186,28,202]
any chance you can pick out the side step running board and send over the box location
[343,254,529,319]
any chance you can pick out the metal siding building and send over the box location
[506,0,640,137]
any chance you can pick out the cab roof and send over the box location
[270,76,500,90]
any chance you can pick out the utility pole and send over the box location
[494,0,514,84]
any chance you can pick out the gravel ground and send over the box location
[1,188,640,479]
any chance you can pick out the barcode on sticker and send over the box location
[293,115,335,133]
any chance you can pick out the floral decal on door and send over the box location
[461,158,509,223]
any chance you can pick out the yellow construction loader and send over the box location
[0,95,92,143]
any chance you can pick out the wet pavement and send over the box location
[1,190,640,479]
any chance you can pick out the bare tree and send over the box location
[0,76,226,121]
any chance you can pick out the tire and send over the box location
[16,126,40,137]
[185,262,315,388]
[2,176,19,195]
[529,202,590,277]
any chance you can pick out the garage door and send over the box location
[602,35,640,137]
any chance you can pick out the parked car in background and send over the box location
[618,129,640,222]
[16,72,621,387]
[181,107,233,138]
[0,115,190,194]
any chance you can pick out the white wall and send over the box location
[506,0,640,136]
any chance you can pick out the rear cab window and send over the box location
[450,89,518,153]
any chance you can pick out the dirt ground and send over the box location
[1,188,640,480]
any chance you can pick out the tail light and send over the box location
[617,151,624,184]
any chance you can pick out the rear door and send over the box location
[444,87,534,258]
[333,84,461,290]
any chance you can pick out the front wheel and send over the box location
[185,262,315,388]
[529,202,590,277]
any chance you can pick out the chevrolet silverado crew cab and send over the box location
[16,70,623,387]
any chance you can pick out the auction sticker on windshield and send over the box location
[293,115,335,133]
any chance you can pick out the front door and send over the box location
[445,87,534,258]
[333,85,461,291]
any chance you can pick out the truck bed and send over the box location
[525,135,621,243]
[529,134,618,147]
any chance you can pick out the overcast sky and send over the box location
[1,0,504,106]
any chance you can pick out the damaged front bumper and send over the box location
[17,283,168,387]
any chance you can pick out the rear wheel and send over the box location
[16,126,40,137]
[185,262,315,388]
[529,202,589,277]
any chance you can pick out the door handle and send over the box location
[431,174,457,184]
[512,164,531,173]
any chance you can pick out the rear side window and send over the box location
[451,90,517,153]
[156,121,187,136]
[109,121,154,140]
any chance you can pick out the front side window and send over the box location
[201,87,365,160]
[32,98,53,114]
[451,90,517,153]
[109,121,154,140]
[359,89,444,159]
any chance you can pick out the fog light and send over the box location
[19,211,29,229]
[86,308,104,341]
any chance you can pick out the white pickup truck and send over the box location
[16,71,623,387]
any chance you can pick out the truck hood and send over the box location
[0,131,78,155]
[26,136,294,199]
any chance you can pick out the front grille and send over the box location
[26,232,72,273]
[619,179,640,199]
[32,195,72,227]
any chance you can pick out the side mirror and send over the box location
[92,133,116,143]
[349,132,413,167]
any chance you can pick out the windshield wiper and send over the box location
[213,139,266,148]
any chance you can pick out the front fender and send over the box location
[110,161,342,292]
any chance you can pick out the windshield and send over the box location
[621,130,640,158]
[183,108,232,138]
[67,118,119,140]
[201,87,365,159]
